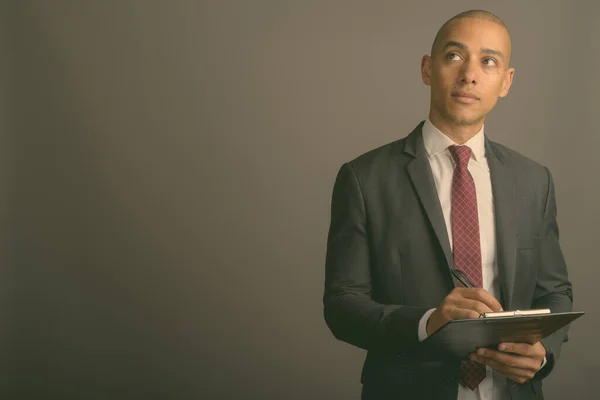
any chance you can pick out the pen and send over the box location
[451,269,475,288]
[451,269,483,318]
[452,269,507,316]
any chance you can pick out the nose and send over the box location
[458,59,478,85]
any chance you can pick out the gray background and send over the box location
[4,1,599,399]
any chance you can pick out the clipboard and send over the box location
[421,311,584,359]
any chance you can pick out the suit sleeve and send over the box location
[323,162,429,354]
[532,167,573,380]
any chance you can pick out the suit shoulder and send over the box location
[489,140,549,173]
[489,140,554,200]
[344,137,407,173]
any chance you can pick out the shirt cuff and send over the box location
[417,308,437,342]
[540,356,547,369]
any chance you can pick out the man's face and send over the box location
[422,18,514,127]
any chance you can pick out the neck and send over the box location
[428,112,484,145]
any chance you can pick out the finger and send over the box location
[504,373,534,385]
[450,297,495,315]
[471,354,536,381]
[476,348,540,371]
[446,305,480,320]
[459,288,503,311]
[468,352,485,364]
[499,342,546,358]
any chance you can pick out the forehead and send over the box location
[440,17,510,55]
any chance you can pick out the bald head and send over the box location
[431,10,512,66]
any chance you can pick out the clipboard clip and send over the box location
[479,309,551,318]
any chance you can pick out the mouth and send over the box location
[452,91,480,103]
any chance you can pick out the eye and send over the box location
[482,58,497,67]
[447,52,462,61]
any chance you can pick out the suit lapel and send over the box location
[485,138,516,310]
[404,124,455,276]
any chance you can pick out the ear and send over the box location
[421,55,432,86]
[498,67,515,98]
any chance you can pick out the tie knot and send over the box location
[449,145,472,168]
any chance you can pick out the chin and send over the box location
[447,110,483,126]
[455,117,481,126]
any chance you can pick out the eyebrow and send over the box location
[442,40,505,61]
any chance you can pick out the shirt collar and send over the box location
[422,118,486,161]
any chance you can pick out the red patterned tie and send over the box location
[449,145,486,390]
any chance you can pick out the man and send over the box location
[323,10,573,400]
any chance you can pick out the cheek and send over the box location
[490,77,507,95]
[481,94,499,111]
[436,72,455,89]
[432,68,453,86]
[431,78,452,98]
[480,80,505,107]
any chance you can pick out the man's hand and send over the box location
[470,342,546,384]
[426,288,503,335]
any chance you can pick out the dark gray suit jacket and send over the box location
[323,122,573,400]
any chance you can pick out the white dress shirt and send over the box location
[417,118,504,400]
